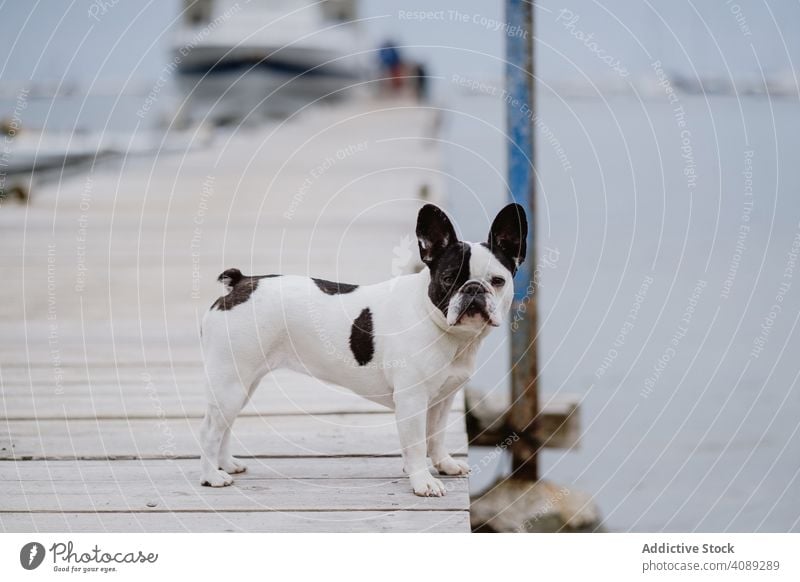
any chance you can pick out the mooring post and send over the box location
[506,0,539,481]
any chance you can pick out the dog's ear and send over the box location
[487,203,527,273]
[416,204,458,266]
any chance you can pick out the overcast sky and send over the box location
[1,0,797,90]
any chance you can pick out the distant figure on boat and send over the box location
[378,40,404,92]
[378,41,428,101]
[412,63,429,102]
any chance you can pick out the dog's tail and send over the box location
[217,268,243,292]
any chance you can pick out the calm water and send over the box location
[450,91,800,532]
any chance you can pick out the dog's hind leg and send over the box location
[199,378,250,487]
[217,376,262,475]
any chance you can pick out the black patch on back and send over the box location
[313,278,359,295]
[426,242,472,317]
[349,308,375,366]
[211,273,281,311]
[480,242,518,276]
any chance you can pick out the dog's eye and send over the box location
[441,274,455,286]
[491,276,505,287]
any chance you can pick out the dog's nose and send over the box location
[461,281,485,296]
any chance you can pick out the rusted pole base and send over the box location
[471,479,603,533]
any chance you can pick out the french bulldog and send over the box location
[199,203,527,496]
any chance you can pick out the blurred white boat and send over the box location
[173,0,366,123]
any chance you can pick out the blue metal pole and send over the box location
[506,0,538,480]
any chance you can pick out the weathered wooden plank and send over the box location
[1,370,463,419]
[1,393,384,419]
[2,365,201,381]
[0,354,202,368]
[0,457,470,482]
[0,331,203,366]
[0,475,469,512]
[0,413,468,460]
[0,378,389,419]
[0,510,470,533]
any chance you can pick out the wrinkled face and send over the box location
[416,204,527,331]
[427,242,515,328]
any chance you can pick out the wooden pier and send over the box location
[0,101,471,532]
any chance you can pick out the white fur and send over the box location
[199,244,514,496]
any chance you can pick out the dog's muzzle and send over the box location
[452,281,497,326]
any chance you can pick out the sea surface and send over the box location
[453,91,800,532]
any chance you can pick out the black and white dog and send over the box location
[199,203,527,496]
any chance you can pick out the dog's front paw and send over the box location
[219,458,247,474]
[409,471,447,497]
[201,469,234,487]
[434,456,471,476]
